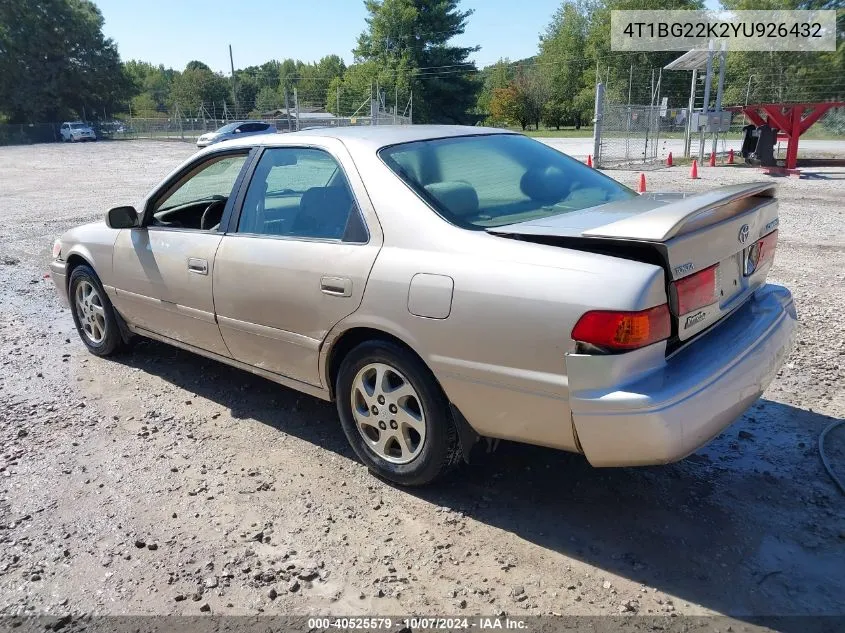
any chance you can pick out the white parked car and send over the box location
[196,121,277,148]
[60,121,96,142]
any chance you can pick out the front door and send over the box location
[212,144,382,386]
[111,150,251,356]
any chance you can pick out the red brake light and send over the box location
[572,304,671,351]
[670,264,718,315]
[757,229,778,267]
[743,230,778,276]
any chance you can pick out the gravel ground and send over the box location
[0,140,843,625]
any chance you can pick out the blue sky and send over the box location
[94,0,581,73]
[96,0,723,73]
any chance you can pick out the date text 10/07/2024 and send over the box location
[306,617,528,630]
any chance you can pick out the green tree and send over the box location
[719,0,844,105]
[489,85,523,127]
[279,58,299,92]
[334,61,384,116]
[124,61,176,114]
[476,59,514,116]
[0,0,135,122]
[353,0,480,123]
[254,85,280,113]
[171,62,231,113]
[234,73,259,112]
[537,1,591,127]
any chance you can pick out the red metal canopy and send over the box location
[728,102,845,170]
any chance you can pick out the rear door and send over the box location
[111,150,252,356]
[212,141,382,386]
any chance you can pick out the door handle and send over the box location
[187,258,208,275]
[320,276,352,297]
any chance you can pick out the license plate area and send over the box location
[718,253,744,307]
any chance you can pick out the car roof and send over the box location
[206,124,517,154]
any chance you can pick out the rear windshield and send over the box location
[380,134,635,229]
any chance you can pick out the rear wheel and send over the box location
[68,264,124,356]
[336,340,461,486]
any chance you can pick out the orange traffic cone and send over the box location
[728,148,734,164]
[690,159,700,179]
[709,152,716,167]
[666,151,673,167]
[637,172,647,193]
[586,154,593,168]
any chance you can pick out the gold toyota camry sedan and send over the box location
[49,125,796,485]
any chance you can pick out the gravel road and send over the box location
[0,140,843,626]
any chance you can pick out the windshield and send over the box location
[215,122,242,134]
[70,123,86,129]
[380,134,635,229]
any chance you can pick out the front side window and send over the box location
[237,147,364,241]
[149,153,248,230]
[380,134,635,230]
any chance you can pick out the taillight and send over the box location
[571,304,671,351]
[744,230,778,276]
[670,264,719,315]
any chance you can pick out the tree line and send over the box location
[1,0,842,127]
[476,0,844,131]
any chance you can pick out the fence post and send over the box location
[593,82,604,167]
[284,87,292,132]
[684,68,698,158]
[176,103,183,141]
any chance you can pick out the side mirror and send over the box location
[106,205,139,229]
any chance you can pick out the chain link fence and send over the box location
[592,63,845,170]
[0,93,412,146]
[596,104,665,167]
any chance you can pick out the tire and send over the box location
[68,264,124,357]
[336,340,461,486]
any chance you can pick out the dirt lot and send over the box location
[0,140,843,625]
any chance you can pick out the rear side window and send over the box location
[380,134,635,229]
[239,123,266,133]
[236,148,366,242]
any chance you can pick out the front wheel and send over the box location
[336,340,461,486]
[68,264,125,356]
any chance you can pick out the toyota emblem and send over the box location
[738,224,750,244]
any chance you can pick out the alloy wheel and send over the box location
[350,362,427,464]
[75,280,106,344]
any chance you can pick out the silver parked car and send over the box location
[196,121,277,148]
[60,121,96,142]
[48,126,796,486]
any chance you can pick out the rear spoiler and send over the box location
[583,182,777,242]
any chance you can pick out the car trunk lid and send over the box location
[488,182,780,342]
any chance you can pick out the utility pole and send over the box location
[229,44,239,117]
